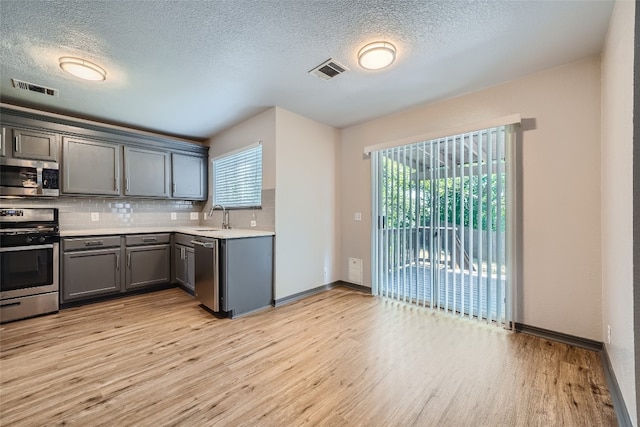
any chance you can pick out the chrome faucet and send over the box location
[209,204,230,229]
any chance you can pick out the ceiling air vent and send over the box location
[11,79,58,97]
[309,58,349,80]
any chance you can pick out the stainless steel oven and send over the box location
[0,158,59,197]
[0,208,59,322]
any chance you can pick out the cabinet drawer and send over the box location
[63,236,121,251]
[174,233,195,247]
[126,233,171,246]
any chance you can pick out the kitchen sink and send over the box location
[194,228,220,231]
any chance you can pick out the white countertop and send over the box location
[60,226,275,239]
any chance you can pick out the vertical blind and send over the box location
[213,142,263,208]
[371,125,515,327]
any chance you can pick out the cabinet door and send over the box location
[62,248,122,302]
[172,153,207,200]
[175,244,187,286]
[62,137,121,195]
[124,147,170,197]
[126,245,171,289]
[11,128,58,161]
[185,246,195,291]
[0,127,6,157]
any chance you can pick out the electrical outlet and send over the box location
[170,212,177,220]
[250,220,257,227]
[190,212,199,220]
[204,212,208,220]
[354,212,362,221]
[607,325,611,344]
[91,212,99,222]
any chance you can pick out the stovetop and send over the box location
[0,208,59,247]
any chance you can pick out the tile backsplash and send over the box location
[0,188,276,232]
[0,197,204,230]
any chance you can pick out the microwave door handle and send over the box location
[36,167,44,193]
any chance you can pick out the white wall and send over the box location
[601,0,636,424]
[274,107,341,300]
[340,56,603,341]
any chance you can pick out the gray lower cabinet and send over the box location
[62,136,121,195]
[124,147,170,198]
[174,234,195,291]
[0,127,6,157]
[175,244,195,291]
[9,127,58,161]
[171,153,207,200]
[125,234,171,290]
[219,236,273,317]
[62,236,123,302]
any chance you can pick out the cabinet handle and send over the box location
[182,247,186,259]
[142,237,157,243]
[127,253,131,268]
[14,136,19,153]
[125,178,130,192]
[172,183,177,193]
[116,253,120,270]
[84,241,104,246]
[115,178,119,192]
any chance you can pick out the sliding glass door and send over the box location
[371,125,515,326]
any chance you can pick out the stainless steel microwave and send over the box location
[0,158,59,197]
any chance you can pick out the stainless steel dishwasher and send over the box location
[191,238,219,312]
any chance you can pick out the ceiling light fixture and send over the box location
[59,57,107,81]
[358,41,396,70]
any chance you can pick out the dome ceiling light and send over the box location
[357,41,396,71]
[59,57,107,81]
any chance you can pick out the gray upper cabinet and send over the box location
[62,136,121,195]
[171,152,207,200]
[10,127,58,161]
[124,147,170,197]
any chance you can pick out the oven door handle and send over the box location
[0,244,54,252]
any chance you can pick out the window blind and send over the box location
[213,143,262,208]
[371,126,516,327]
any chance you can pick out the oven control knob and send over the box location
[39,236,46,243]
[25,236,33,243]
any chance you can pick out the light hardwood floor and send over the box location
[0,287,615,426]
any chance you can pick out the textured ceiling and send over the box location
[0,0,614,140]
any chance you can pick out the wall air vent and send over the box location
[11,79,58,97]
[309,58,349,80]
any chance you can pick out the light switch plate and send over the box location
[190,212,199,220]
[250,220,257,227]
[354,212,362,221]
[170,212,177,220]
[91,212,99,222]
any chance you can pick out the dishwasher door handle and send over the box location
[191,240,214,248]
